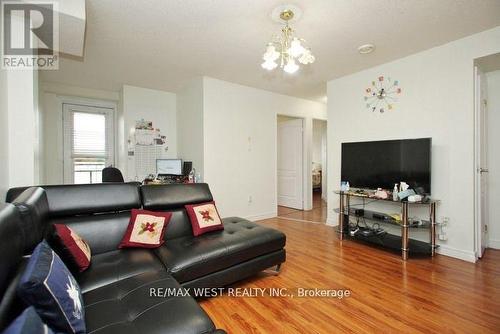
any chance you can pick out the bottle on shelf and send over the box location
[393,183,399,201]
[188,168,195,183]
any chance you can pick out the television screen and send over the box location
[341,138,431,194]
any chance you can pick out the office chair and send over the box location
[102,166,125,183]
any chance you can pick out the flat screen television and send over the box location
[341,138,431,194]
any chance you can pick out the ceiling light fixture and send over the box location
[358,44,375,54]
[261,6,315,74]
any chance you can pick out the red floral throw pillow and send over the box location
[185,201,224,236]
[49,224,91,273]
[119,209,172,249]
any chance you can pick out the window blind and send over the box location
[72,112,107,157]
[63,104,115,184]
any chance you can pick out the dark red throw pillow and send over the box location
[185,201,224,236]
[49,224,91,273]
[118,209,172,249]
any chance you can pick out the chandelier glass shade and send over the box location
[261,9,315,74]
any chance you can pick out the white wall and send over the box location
[202,77,327,220]
[327,27,500,262]
[33,70,42,185]
[0,13,41,196]
[0,69,8,200]
[6,70,38,190]
[122,85,177,180]
[0,68,38,198]
[313,120,326,164]
[177,78,204,178]
[487,70,500,249]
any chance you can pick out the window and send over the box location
[63,104,115,184]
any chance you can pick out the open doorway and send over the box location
[312,119,327,213]
[474,53,500,258]
[276,115,327,224]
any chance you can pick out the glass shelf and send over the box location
[333,190,439,205]
[343,231,435,256]
[333,208,430,228]
[335,189,439,260]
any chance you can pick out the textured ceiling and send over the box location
[41,0,500,102]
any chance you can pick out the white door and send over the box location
[475,66,489,258]
[63,104,115,184]
[277,118,304,209]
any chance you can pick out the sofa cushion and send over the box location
[0,204,29,331]
[119,209,172,249]
[10,188,49,254]
[141,184,214,240]
[2,307,54,334]
[154,217,286,283]
[17,241,85,334]
[141,184,213,211]
[0,204,24,303]
[51,212,133,255]
[83,271,218,334]
[42,183,141,217]
[48,224,92,273]
[75,249,165,293]
[185,202,224,236]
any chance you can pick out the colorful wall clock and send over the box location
[364,76,402,113]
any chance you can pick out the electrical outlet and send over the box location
[441,217,449,226]
[438,217,449,241]
[248,195,253,204]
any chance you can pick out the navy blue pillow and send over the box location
[2,307,54,334]
[17,241,86,334]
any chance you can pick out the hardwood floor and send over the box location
[199,218,500,334]
[277,192,327,223]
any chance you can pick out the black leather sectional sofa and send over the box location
[0,183,286,333]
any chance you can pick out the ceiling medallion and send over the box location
[364,76,402,113]
[261,6,315,74]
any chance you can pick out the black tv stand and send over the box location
[335,190,439,260]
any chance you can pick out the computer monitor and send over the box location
[156,159,182,176]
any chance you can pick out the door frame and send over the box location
[473,65,488,259]
[58,96,117,184]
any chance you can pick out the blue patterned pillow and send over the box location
[17,241,85,334]
[2,307,54,334]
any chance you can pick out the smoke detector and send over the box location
[358,44,375,54]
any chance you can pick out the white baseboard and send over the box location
[245,211,277,222]
[436,245,476,263]
[488,238,500,249]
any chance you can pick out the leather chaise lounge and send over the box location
[0,183,286,333]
